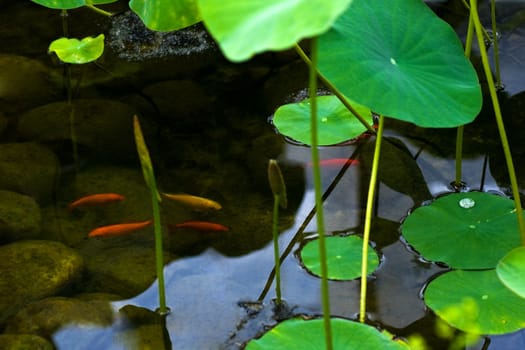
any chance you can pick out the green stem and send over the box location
[359,115,384,323]
[294,44,376,134]
[272,195,282,304]
[150,176,167,314]
[471,0,525,244]
[85,4,113,17]
[309,38,333,350]
[490,0,502,89]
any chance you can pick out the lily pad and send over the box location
[300,235,379,280]
[318,0,481,127]
[245,317,409,349]
[273,95,373,146]
[31,0,116,10]
[48,35,105,64]
[497,246,525,299]
[424,269,525,335]
[198,0,352,62]
[130,0,201,31]
[401,192,522,269]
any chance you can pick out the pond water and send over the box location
[1,0,525,349]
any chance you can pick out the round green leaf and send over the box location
[48,35,105,64]
[31,0,116,10]
[401,192,522,269]
[424,269,525,335]
[198,0,352,62]
[300,235,379,280]
[130,0,201,32]
[318,0,481,127]
[497,246,525,299]
[273,95,373,146]
[246,317,409,349]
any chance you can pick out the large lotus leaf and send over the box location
[48,35,104,64]
[401,192,522,269]
[198,0,352,62]
[424,270,525,335]
[130,0,201,31]
[497,246,525,299]
[246,317,409,349]
[300,235,379,280]
[31,0,116,10]
[318,0,482,128]
[273,95,372,146]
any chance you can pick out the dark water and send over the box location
[0,0,525,349]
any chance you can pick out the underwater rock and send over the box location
[0,142,59,203]
[0,190,41,242]
[0,240,84,326]
[0,54,60,114]
[0,334,54,350]
[3,296,114,338]
[17,99,144,162]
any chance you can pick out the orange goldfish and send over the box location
[162,193,222,211]
[68,193,125,211]
[168,221,229,232]
[88,220,152,238]
[306,158,360,168]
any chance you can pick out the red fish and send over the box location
[168,221,229,233]
[306,158,360,168]
[68,193,125,211]
[88,220,152,238]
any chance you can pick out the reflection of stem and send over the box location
[359,115,384,323]
[308,37,333,350]
[294,44,376,134]
[490,0,501,89]
[471,0,525,244]
[272,194,282,304]
[85,4,114,17]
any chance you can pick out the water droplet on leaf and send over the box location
[459,198,475,209]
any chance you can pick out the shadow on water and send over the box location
[0,0,525,349]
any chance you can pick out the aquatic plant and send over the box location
[133,115,168,315]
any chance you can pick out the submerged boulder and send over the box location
[0,240,84,326]
[0,334,54,350]
[0,142,59,203]
[0,190,41,242]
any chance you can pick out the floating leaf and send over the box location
[318,0,481,127]
[130,0,201,31]
[31,0,117,10]
[401,192,522,269]
[198,0,352,62]
[424,269,525,335]
[497,246,525,299]
[300,235,379,280]
[273,95,373,146]
[246,317,409,349]
[48,35,105,64]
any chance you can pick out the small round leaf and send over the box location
[300,235,379,280]
[273,95,373,146]
[48,35,105,64]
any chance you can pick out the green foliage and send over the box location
[424,269,525,335]
[48,35,105,64]
[245,317,409,349]
[401,192,522,269]
[198,0,352,62]
[300,235,379,280]
[31,0,116,10]
[497,246,525,299]
[273,95,373,146]
[317,0,482,127]
[130,0,201,31]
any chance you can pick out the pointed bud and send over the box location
[268,159,288,209]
